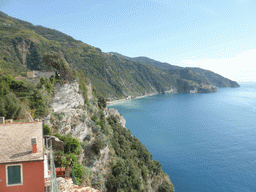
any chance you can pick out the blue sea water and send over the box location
[108,83,256,192]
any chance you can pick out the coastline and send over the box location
[106,85,220,106]
[107,92,158,106]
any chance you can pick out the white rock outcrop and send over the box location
[57,177,100,192]
[52,81,84,113]
[44,81,90,141]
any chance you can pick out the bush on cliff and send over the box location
[43,124,52,135]
[105,115,174,191]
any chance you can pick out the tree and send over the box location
[0,93,23,119]
[26,42,41,70]
[91,136,105,155]
[158,180,175,192]
[0,97,7,117]
[43,124,51,135]
[42,52,74,80]
[60,135,80,154]
[97,95,106,110]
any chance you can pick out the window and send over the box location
[6,164,23,186]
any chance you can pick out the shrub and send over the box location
[92,124,101,133]
[43,124,52,135]
[82,166,91,179]
[91,136,105,155]
[157,180,175,192]
[91,114,98,122]
[0,92,23,119]
[59,135,80,154]
[73,163,83,183]
[54,151,79,168]
[54,151,67,167]
[97,95,106,110]
[84,133,93,141]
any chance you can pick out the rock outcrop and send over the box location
[57,178,101,192]
[52,81,84,113]
[44,81,112,191]
[43,81,91,141]
[105,108,126,127]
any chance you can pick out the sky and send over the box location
[1,0,256,82]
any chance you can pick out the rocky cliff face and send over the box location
[44,81,124,191]
[44,81,90,141]
[43,80,174,192]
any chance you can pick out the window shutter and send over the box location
[8,165,21,185]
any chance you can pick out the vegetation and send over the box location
[105,115,174,192]
[76,70,89,104]
[158,179,175,192]
[0,11,241,191]
[0,73,55,119]
[53,133,88,184]
[43,124,52,135]
[42,51,75,80]
[0,69,173,189]
[0,11,239,102]
[97,94,107,110]
[91,135,105,155]
[53,134,81,154]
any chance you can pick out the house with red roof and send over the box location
[0,121,45,192]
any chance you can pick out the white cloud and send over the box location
[182,49,256,82]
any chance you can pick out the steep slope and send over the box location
[110,52,240,88]
[43,80,174,191]
[0,70,175,191]
[188,67,240,87]
[109,52,182,70]
[0,12,176,98]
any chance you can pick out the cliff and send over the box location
[43,80,174,192]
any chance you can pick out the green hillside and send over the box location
[109,52,182,70]
[109,52,240,88]
[0,11,239,100]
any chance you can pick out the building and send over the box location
[27,71,55,79]
[0,121,45,192]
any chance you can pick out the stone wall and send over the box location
[0,117,5,124]
[44,135,64,152]
[27,71,55,79]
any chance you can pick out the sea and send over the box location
[108,82,256,192]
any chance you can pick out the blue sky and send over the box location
[1,0,256,82]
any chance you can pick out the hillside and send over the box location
[109,52,182,71]
[109,52,240,88]
[0,70,175,191]
[0,11,242,192]
[0,11,239,100]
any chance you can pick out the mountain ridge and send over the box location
[108,52,182,70]
[109,52,240,89]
